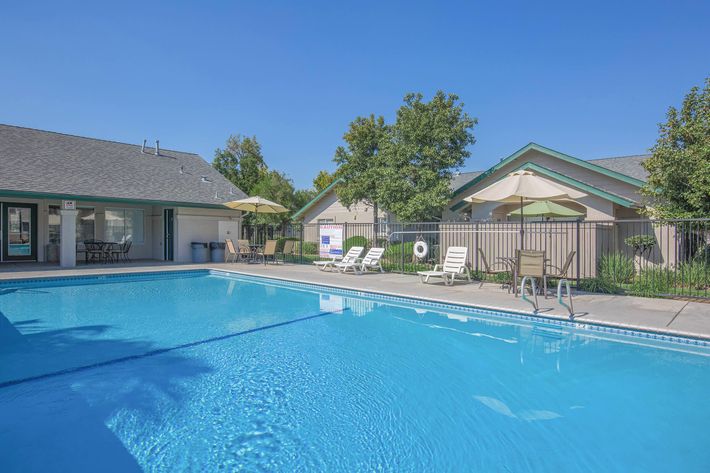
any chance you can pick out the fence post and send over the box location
[343,222,348,254]
[474,221,479,272]
[576,219,581,288]
[401,229,405,273]
[299,223,304,264]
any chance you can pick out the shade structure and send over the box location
[465,170,586,204]
[223,196,288,214]
[464,170,586,249]
[508,200,584,218]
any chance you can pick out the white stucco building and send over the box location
[0,124,245,266]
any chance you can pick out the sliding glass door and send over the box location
[2,203,38,261]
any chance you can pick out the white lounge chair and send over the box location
[313,246,364,272]
[417,246,471,286]
[336,247,385,274]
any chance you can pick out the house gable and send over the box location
[452,142,646,199]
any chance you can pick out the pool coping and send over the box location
[2,266,708,347]
[208,268,710,347]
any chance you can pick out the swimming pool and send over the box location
[1,270,708,472]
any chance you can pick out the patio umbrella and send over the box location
[464,170,586,249]
[224,196,289,240]
[508,200,584,219]
[224,195,288,214]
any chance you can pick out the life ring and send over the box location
[413,240,428,259]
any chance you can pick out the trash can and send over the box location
[191,242,209,263]
[209,241,225,262]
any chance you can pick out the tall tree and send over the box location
[313,170,336,192]
[378,91,477,221]
[642,77,710,219]
[250,170,298,224]
[333,114,389,223]
[212,135,267,194]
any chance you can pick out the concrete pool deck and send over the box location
[1,261,709,341]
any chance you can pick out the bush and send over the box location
[677,260,710,290]
[627,267,674,297]
[344,235,368,252]
[578,278,619,294]
[301,241,318,255]
[624,234,657,255]
[384,241,414,260]
[598,253,635,284]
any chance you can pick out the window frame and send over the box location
[104,207,145,244]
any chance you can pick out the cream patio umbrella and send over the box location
[224,196,289,242]
[464,170,586,249]
[223,195,289,215]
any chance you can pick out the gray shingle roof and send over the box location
[587,154,650,181]
[0,124,246,207]
[450,171,482,191]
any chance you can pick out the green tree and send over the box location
[212,135,267,194]
[250,170,298,224]
[293,188,316,212]
[313,170,336,192]
[333,114,389,223]
[642,77,710,219]
[378,91,477,221]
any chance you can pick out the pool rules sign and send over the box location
[319,224,343,258]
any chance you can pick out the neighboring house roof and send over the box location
[450,171,483,191]
[587,154,650,182]
[292,171,480,221]
[291,177,344,220]
[451,142,649,198]
[0,124,246,208]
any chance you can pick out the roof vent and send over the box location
[179,165,184,174]
[201,176,212,183]
[155,140,160,156]
[141,139,147,153]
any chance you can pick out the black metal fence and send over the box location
[241,218,710,300]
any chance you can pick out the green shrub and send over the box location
[677,260,710,290]
[384,241,414,259]
[628,267,674,297]
[598,253,635,284]
[301,241,318,255]
[344,235,368,252]
[624,234,656,255]
[578,278,619,294]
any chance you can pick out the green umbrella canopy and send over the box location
[508,200,584,218]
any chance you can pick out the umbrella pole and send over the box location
[519,196,524,251]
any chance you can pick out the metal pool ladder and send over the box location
[557,279,574,317]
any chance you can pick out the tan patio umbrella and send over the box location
[223,196,289,242]
[223,195,288,217]
[464,170,586,249]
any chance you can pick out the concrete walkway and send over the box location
[1,261,709,340]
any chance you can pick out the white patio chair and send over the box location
[417,246,471,286]
[336,247,385,274]
[313,246,363,272]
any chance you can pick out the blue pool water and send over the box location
[0,270,709,472]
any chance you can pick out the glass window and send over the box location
[48,206,95,244]
[105,208,144,244]
[77,208,96,243]
[48,206,61,244]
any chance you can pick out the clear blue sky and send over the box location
[2,0,708,189]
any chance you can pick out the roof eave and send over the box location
[451,142,646,197]
[291,178,344,221]
[0,189,238,210]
